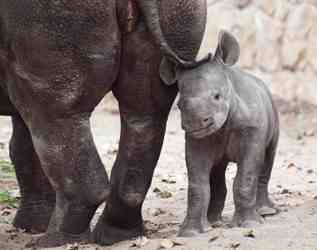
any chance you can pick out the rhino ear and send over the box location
[159,57,179,86]
[215,30,240,66]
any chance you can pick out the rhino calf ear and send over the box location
[159,57,179,86]
[215,30,240,66]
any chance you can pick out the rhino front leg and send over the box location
[179,135,213,237]
[92,111,170,245]
[10,115,55,233]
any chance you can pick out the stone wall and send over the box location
[200,0,317,105]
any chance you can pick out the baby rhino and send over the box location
[160,30,279,236]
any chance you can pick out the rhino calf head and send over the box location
[160,30,240,138]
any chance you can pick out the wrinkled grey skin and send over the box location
[0,0,206,247]
[160,31,279,236]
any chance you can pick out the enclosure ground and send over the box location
[0,97,317,250]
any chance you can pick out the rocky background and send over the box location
[200,0,317,105]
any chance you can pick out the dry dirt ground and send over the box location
[0,96,317,250]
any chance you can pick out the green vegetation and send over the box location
[0,160,15,174]
[0,190,19,208]
[0,160,18,207]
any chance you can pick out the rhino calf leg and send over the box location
[178,136,213,237]
[179,177,212,237]
[233,140,264,228]
[207,160,228,224]
[10,115,55,233]
[256,137,279,216]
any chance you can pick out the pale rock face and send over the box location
[254,12,284,72]
[307,11,317,73]
[255,0,276,16]
[281,39,307,71]
[200,0,317,105]
[284,3,315,41]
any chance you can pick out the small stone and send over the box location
[243,229,256,238]
[287,163,297,169]
[131,236,149,248]
[1,209,11,216]
[208,235,219,243]
[167,131,177,135]
[211,221,223,228]
[153,187,161,193]
[171,239,184,246]
[257,206,278,216]
[162,179,177,184]
[230,242,241,249]
[66,243,79,250]
[159,191,173,199]
[307,169,314,174]
[281,189,291,194]
[304,130,315,137]
[5,228,19,234]
[235,0,252,9]
[9,189,20,199]
[159,239,174,249]
[153,188,173,199]
[153,208,166,217]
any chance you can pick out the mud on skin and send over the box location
[0,0,207,247]
[160,30,279,236]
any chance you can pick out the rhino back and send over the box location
[0,0,117,50]
[228,67,279,144]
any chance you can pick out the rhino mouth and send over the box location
[187,123,215,139]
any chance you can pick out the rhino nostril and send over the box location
[203,117,214,126]
[203,118,210,123]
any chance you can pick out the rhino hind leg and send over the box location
[10,115,56,233]
[0,87,55,233]
[6,37,120,249]
[256,137,279,217]
[207,160,228,224]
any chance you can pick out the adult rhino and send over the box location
[0,0,207,247]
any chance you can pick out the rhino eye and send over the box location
[214,93,221,100]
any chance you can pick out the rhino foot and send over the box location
[26,230,90,248]
[92,218,143,246]
[13,198,55,234]
[232,209,264,228]
[178,218,212,237]
[256,197,279,217]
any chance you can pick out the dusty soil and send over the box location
[0,96,317,250]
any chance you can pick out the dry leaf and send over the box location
[131,237,149,248]
[159,239,174,249]
[208,235,219,243]
[230,242,241,249]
